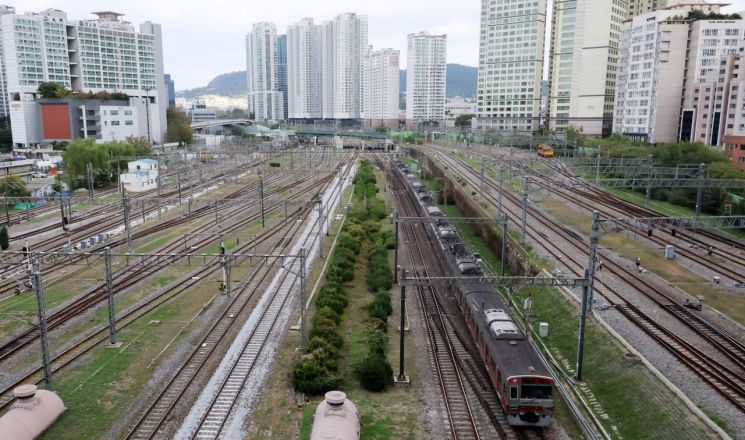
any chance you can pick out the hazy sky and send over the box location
[15,0,745,90]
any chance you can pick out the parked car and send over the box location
[31,171,48,178]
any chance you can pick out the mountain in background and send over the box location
[179,63,478,99]
[400,64,477,98]
[179,71,247,98]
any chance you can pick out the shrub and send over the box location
[269,162,281,167]
[314,306,341,326]
[368,300,389,322]
[305,337,340,371]
[316,292,348,316]
[292,355,342,394]
[372,293,392,316]
[355,354,393,392]
[365,325,389,356]
[309,324,344,348]
[338,232,361,254]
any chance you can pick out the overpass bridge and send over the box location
[295,129,391,150]
[191,119,254,134]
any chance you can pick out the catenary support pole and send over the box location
[393,212,399,283]
[695,163,706,220]
[497,162,504,217]
[645,154,653,205]
[299,248,306,347]
[575,269,590,381]
[32,259,52,390]
[520,176,528,246]
[123,191,132,250]
[104,247,117,345]
[586,211,600,307]
[501,216,508,276]
[259,172,265,228]
[398,268,406,380]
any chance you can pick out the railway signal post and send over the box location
[396,267,409,384]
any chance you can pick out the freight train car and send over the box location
[394,159,554,427]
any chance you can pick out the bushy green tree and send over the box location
[355,354,393,392]
[166,108,193,145]
[0,175,30,197]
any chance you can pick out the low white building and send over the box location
[119,158,158,192]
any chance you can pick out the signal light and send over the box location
[671,229,676,237]
[647,229,653,237]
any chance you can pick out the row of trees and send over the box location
[38,82,129,101]
[567,128,745,216]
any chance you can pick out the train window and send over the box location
[521,385,552,400]
[510,386,518,399]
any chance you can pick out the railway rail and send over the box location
[0,172,334,364]
[421,145,745,413]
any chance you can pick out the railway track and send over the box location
[384,156,515,440]
[0,172,333,364]
[422,145,745,413]
[0,192,321,414]
[0,162,323,299]
[182,160,352,440]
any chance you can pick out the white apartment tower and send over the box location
[246,22,284,122]
[2,8,167,148]
[613,3,745,143]
[548,0,628,136]
[363,48,400,127]
[332,13,368,120]
[287,18,323,119]
[627,0,688,18]
[406,32,447,125]
[475,0,547,132]
[287,13,370,121]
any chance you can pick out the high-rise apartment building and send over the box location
[332,13,368,120]
[287,18,323,119]
[245,22,284,122]
[405,32,447,125]
[362,48,400,127]
[475,0,547,132]
[548,0,627,136]
[276,35,288,120]
[286,13,370,122]
[1,8,167,149]
[613,3,745,143]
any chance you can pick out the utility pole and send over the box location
[104,247,117,345]
[595,148,601,185]
[157,170,162,220]
[122,191,132,250]
[520,176,529,246]
[575,269,590,381]
[31,256,52,390]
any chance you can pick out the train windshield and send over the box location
[520,384,552,400]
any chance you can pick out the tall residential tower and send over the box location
[245,22,284,122]
[405,31,447,125]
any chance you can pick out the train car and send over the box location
[394,159,554,427]
[537,144,554,158]
[310,391,360,440]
